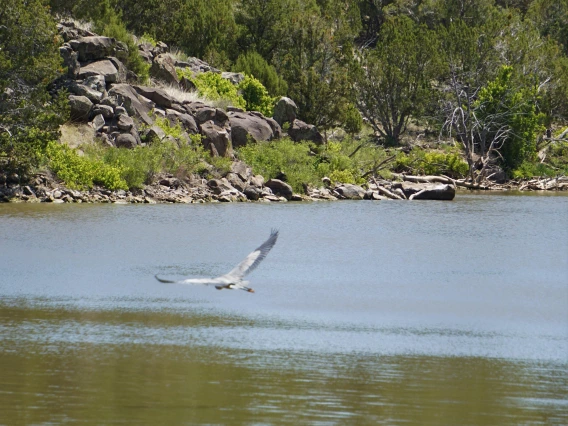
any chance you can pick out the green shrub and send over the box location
[475,66,546,172]
[395,147,469,178]
[237,138,385,191]
[237,76,276,116]
[179,70,246,109]
[233,51,288,96]
[153,117,185,140]
[238,139,319,192]
[46,142,128,190]
[343,104,363,135]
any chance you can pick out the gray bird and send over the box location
[155,229,279,293]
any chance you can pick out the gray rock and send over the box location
[200,120,231,157]
[133,86,175,109]
[231,161,252,181]
[59,44,80,78]
[264,116,282,139]
[228,112,274,147]
[90,114,106,132]
[117,114,134,131]
[195,107,216,124]
[115,133,137,148]
[288,119,324,144]
[70,36,124,62]
[176,57,220,74]
[215,108,229,125]
[265,179,293,200]
[225,173,246,192]
[107,84,153,125]
[69,82,103,103]
[243,186,261,201]
[114,106,127,116]
[221,72,245,85]
[107,57,128,83]
[68,95,93,121]
[273,97,298,126]
[58,21,95,42]
[92,104,114,119]
[146,125,167,142]
[166,110,199,134]
[207,178,236,195]
[78,59,119,83]
[138,43,154,63]
[249,175,265,188]
[83,75,107,93]
[401,182,456,201]
[150,54,179,86]
[334,183,366,200]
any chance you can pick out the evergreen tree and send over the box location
[0,0,68,179]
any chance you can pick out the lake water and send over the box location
[1,193,567,425]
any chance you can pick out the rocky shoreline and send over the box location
[2,165,566,205]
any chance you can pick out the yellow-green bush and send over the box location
[46,142,128,190]
[395,147,468,178]
[178,70,246,109]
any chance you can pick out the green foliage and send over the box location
[238,137,388,191]
[92,2,150,81]
[395,147,469,178]
[233,51,288,96]
[238,138,319,191]
[237,76,276,116]
[46,142,128,190]
[182,71,246,110]
[0,0,68,179]
[153,117,185,140]
[354,16,441,144]
[343,104,363,135]
[475,66,546,172]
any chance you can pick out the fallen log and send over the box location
[391,173,493,190]
[371,177,404,200]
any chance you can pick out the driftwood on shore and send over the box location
[391,173,568,191]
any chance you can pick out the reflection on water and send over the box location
[1,298,566,425]
[1,194,567,424]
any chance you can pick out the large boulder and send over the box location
[115,133,138,148]
[273,97,298,126]
[68,95,93,121]
[78,59,120,83]
[107,84,154,125]
[288,119,324,144]
[265,179,293,200]
[69,82,104,103]
[175,57,220,74]
[69,36,126,62]
[150,54,179,86]
[57,21,96,42]
[228,112,275,147]
[133,86,175,109]
[401,182,456,201]
[200,121,231,157]
[166,110,199,134]
[334,184,366,200]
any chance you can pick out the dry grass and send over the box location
[59,123,96,148]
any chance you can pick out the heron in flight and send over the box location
[155,229,279,293]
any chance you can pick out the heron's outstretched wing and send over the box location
[154,275,221,285]
[222,229,279,280]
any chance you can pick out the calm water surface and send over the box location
[1,193,567,425]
